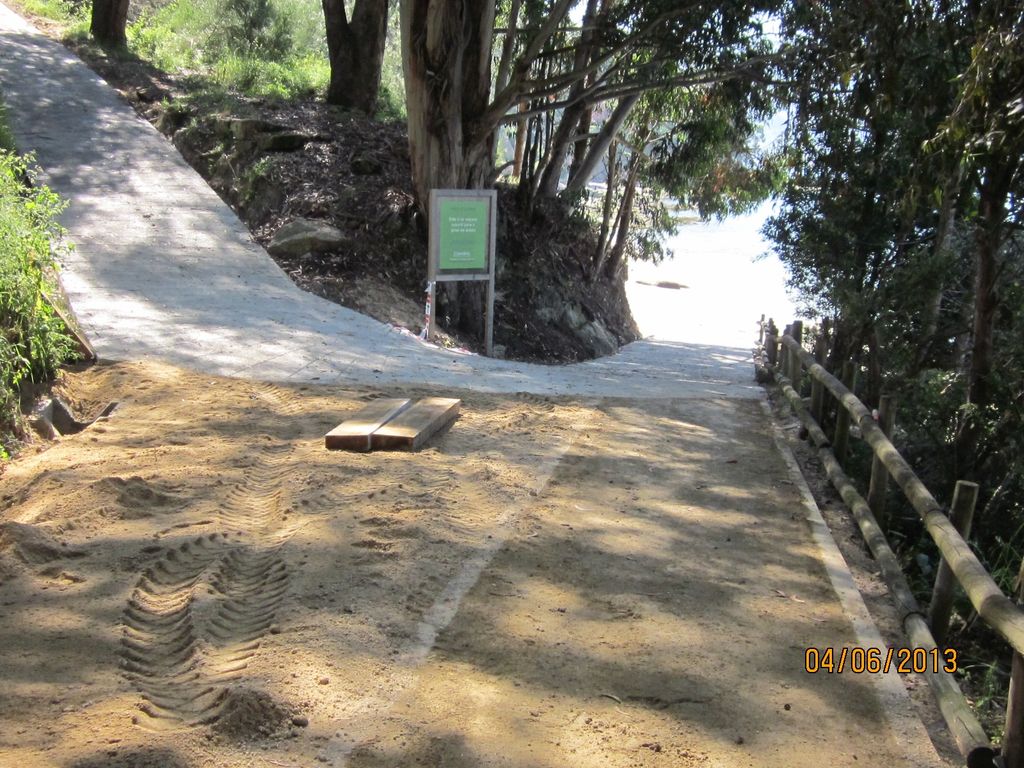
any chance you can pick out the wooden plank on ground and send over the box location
[369,397,461,451]
[325,398,412,451]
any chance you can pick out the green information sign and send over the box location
[427,188,497,355]
[438,199,489,271]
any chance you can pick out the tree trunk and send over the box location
[957,155,1015,478]
[603,157,641,279]
[865,323,884,407]
[591,141,618,279]
[494,0,521,96]
[513,102,528,177]
[400,0,496,212]
[564,94,640,195]
[912,181,959,375]
[567,106,594,182]
[968,175,1008,411]
[323,0,389,114]
[90,0,130,46]
[536,0,600,198]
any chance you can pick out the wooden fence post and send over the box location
[790,321,803,389]
[833,360,857,466]
[867,395,897,529]
[765,318,779,367]
[810,326,827,424]
[1004,557,1024,768]
[928,480,979,645]
[782,324,793,379]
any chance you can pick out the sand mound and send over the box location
[211,687,293,742]
[0,521,86,566]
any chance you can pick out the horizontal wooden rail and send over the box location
[773,375,997,763]
[821,448,994,766]
[775,364,994,763]
[779,334,1024,659]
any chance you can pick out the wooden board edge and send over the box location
[370,398,461,451]
[325,398,413,451]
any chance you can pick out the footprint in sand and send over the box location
[92,476,185,519]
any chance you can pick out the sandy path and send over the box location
[0,363,946,767]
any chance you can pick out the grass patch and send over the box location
[14,0,82,22]
[0,104,77,459]
[12,0,406,116]
[128,0,330,99]
[0,99,15,153]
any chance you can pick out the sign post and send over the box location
[428,189,497,356]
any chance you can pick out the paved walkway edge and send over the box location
[0,3,763,399]
[762,401,944,765]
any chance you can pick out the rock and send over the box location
[491,344,507,359]
[576,320,619,357]
[291,715,309,727]
[350,151,382,175]
[155,104,192,135]
[536,306,560,324]
[561,304,589,331]
[230,117,288,141]
[133,85,168,104]
[257,132,313,152]
[268,219,348,257]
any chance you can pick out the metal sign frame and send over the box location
[427,189,497,356]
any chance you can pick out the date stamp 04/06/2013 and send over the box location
[804,646,958,675]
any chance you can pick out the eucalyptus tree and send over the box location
[589,81,779,282]
[91,0,130,46]
[398,0,786,213]
[321,0,390,113]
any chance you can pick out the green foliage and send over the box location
[501,0,786,278]
[0,151,76,456]
[768,1,1024,721]
[12,0,86,23]
[220,0,292,59]
[128,0,329,98]
[766,1,973,368]
[640,84,782,221]
[931,1,1024,166]
[376,2,406,121]
[0,98,15,153]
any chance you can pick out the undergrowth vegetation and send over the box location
[0,109,76,459]
[128,0,329,98]
[11,0,406,115]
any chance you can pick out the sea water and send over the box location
[626,201,798,350]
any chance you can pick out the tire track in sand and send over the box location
[121,433,299,730]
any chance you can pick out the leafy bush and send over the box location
[0,151,77,457]
[13,0,87,23]
[0,100,14,153]
[129,0,329,98]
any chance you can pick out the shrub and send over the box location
[129,0,329,99]
[0,151,77,458]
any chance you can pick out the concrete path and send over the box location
[0,3,759,399]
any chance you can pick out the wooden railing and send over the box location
[757,317,1024,768]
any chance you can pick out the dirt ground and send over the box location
[0,361,947,767]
